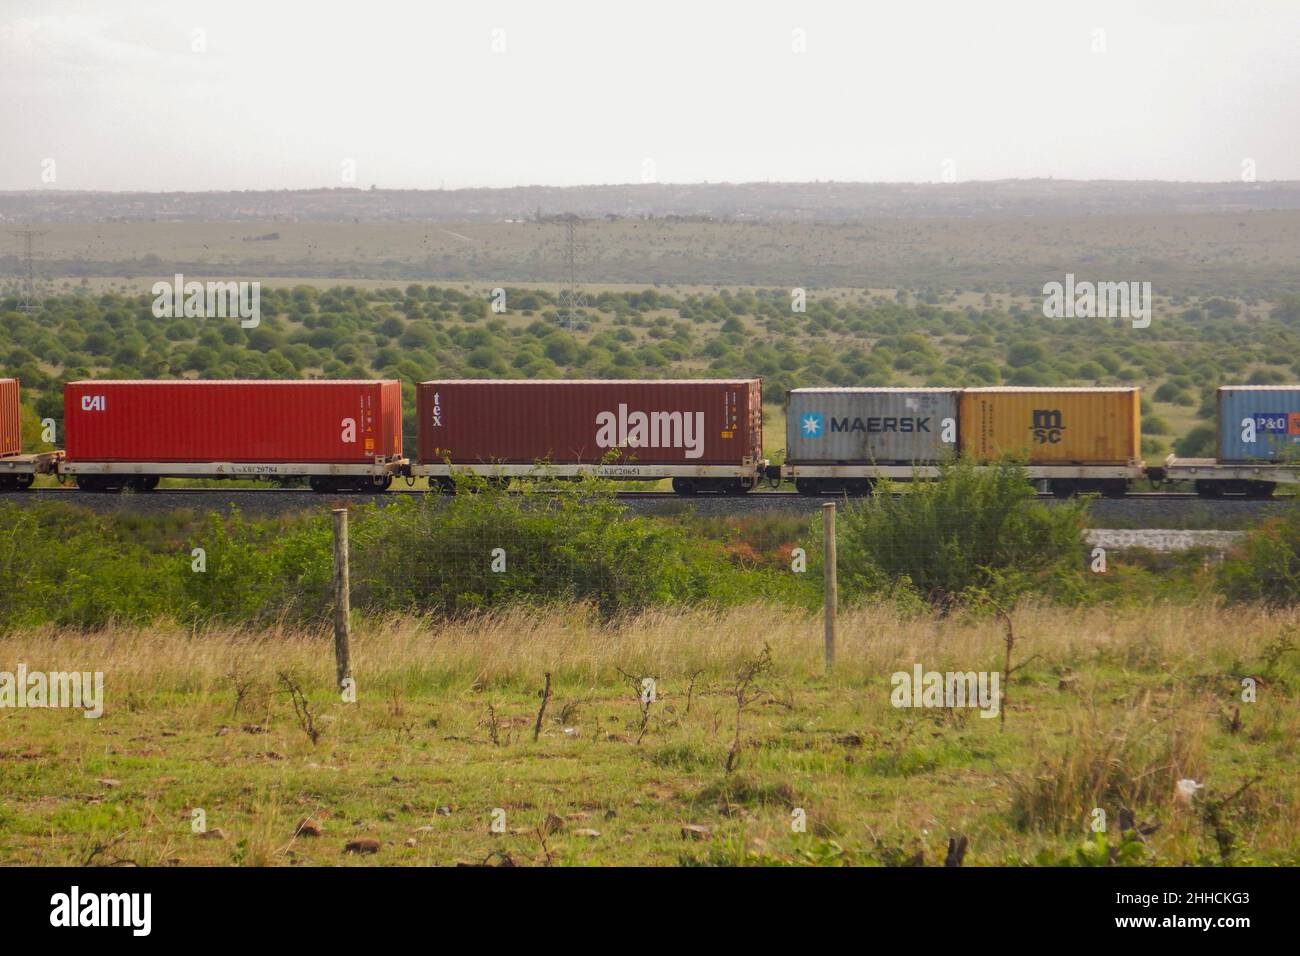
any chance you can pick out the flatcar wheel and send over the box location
[845,479,874,497]
[1049,480,1075,499]
[1245,481,1276,500]
[128,476,160,493]
[0,475,18,492]
[1194,480,1224,499]
[365,475,393,493]
[76,475,123,493]
[671,477,698,496]
[17,474,34,490]
[432,477,457,494]
[309,476,335,494]
[795,478,821,496]
[1101,480,1128,499]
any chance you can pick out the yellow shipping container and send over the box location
[959,387,1141,465]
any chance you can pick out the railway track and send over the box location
[0,487,1267,500]
[0,486,1248,502]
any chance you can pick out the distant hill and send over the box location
[4,180,1300,224]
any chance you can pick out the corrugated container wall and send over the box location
[959,387,1141,464]
[1217,386,1300,462]
[63,380,403,463]
[0,378,19,457]
[786,388,959,463]
[416,380,762,466]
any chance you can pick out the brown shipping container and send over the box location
[417,380,763,466]
[0,378,20,457]
[959,387,1141,465]
[64,380,403,463]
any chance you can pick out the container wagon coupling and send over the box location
[411,379,766,494]
[0,378,64,491]
[60,380,406,493]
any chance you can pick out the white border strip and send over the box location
[1163,459,1300,485]
[781,464,1145,480]
[410,462,760,479]
[0,452,63,475]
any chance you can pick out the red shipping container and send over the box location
[0,378,19,457]
[63,380,402,463]
[417,379,763,466]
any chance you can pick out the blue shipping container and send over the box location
[1217,387,1300,462]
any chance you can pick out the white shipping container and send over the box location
[785,388,959,463]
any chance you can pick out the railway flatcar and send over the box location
[1163,386,1300,497]
[61,380,405,493]
[782,387,959,495]
[961,387,1143,497]
[784,386,1146,497]
[0,378,62,491]
[409,379,766,494]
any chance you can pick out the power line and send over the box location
[555,216,586,331]
[10,227,47,313]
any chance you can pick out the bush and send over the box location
[1,485,803,630]
[178,510,333,625]
[1174,424,1216,458]
[819,460,1087,609]
[1218,504,1300,606]
[344,478,792,617]
[0,504,177,632]
[1142,414,1171,436]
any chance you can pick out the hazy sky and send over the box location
[3,0,1298,191]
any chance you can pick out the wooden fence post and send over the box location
[332,508,352,689]
[822,501,837,672]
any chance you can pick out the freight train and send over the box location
[1,376,1298,498]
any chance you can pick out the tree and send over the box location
[1174,424,1216,458]
[543,334,579,365]
[1007,341,1044,367]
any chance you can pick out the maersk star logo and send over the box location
[800,413,825,438]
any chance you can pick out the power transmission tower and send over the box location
[10,227,46,313]
[555,216,586,331]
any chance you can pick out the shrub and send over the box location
[1218,503,1300,606]
[1174,424,1216,458]
[0,504,177,632]
[818,460,1087,609]
[178,509,333,625]
[344,478,793,617]
[4,480,810,630]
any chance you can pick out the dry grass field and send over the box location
[2,601,1297,867]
